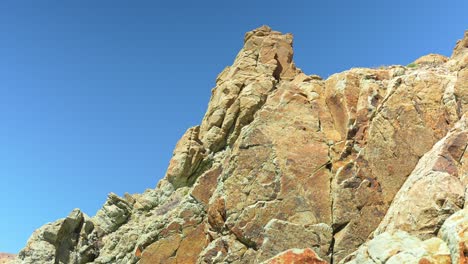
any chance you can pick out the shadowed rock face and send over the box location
[11,27,468,264]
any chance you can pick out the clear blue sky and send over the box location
[0,0,466,253]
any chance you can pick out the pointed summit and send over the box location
[244,25,273,41]
[452,30,468,58]
[239,25,300,80]
[449,30,468,70]
[165,27,303,188]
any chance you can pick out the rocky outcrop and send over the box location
[439,208,468,264]
[413,53,449,65]
[373,116,467,240]
[15,209,100,264]
[0,253,15,264]
[341,208,468,264]
[11,27,468,264]
[341,115,468,263]
[341,231,452,264]
[261,248,327,264]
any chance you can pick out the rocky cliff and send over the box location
[11,26,468,264]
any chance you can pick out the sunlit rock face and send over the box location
[12,27,468,264]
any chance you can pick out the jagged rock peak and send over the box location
[231,25,301,81]
[448,30,468,71]
[452,30,468,58]
[11,27,468,264]
[165,26,302,189]
[243,25,275,41]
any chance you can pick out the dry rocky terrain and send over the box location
[0,253,15,264]
[10,26,468,263]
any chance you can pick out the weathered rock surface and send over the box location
[0,253,15,264]
[341,231,452,264]
[439,208,468,264]
[11,27,468,264]
[413,53,449,65]
[261,248,327,264]
[341,208,468,264]
[14,209,100,264]
[374,116,467,240]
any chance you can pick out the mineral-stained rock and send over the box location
[191,166,222,207]
[140,233,181,264]
[165,126,207,189]
[261,248,328,264]
[12,27,468,264]
[438,208,468,264]
[327,58,461,260]
[373,116,467,240]
[218,79,335,259]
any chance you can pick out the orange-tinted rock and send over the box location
[207,197,226,232]
[165,126,207,189]
[140,234,181,264]
[175,224,209,263]
[329,61,462,260]
[191,166,222,207]
[158,221,182,237]
[141,224,209,264]
[214,84,335,260]
[374,117,467,240]
[263,248,328,264]
[134,246,142,258]
[414,54,449,65]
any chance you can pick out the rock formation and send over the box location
[0,253,15,264]
[11,26,468,263]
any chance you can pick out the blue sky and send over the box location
[0,0,466,253]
